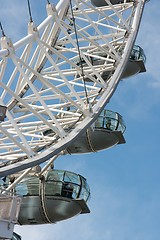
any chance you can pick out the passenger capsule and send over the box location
[77,45,146,82]
[14,170,90,225]
[67,109,126,154]
[91,0,149,7]
[121,45,146,79]
[91,0,132,7]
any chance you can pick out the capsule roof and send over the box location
[91,0,150,7]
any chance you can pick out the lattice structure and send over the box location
[0,194,21,239]
[0,0,147,239]
[0,0,146,176]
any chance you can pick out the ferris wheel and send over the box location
[0,0,148,238]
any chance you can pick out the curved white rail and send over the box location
[0,0,146,177]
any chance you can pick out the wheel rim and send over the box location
[0,0,146,177]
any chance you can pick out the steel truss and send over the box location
[0,0,146,177]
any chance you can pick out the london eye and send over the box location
[0,0,149,239]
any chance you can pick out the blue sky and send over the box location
[1,1,160,239]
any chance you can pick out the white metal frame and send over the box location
[0,193,21,239]
[0,0,146,177]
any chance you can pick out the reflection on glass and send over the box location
[15,170,90,203]
[95,110,126,133]
[130,45,146,63]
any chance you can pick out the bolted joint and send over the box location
[46,3,58,17]
[28,21,39,37]
[0,36,15,56]
[83,102,93,117]
[1,36,13,49]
